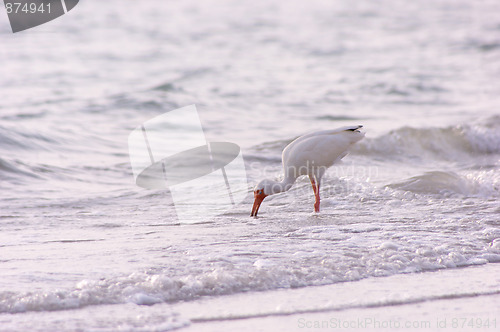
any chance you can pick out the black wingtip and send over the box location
[346,125,363,132]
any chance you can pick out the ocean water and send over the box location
[1,0,500,331]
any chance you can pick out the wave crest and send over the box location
[354,119,500,161]
[387,171,499,197]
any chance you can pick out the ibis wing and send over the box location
[282,126,364,172]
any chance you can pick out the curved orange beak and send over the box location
[251,191,267,217]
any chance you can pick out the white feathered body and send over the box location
[282,126,365,180]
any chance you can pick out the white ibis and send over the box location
[251,125,365,216]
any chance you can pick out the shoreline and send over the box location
[178,263,500,331]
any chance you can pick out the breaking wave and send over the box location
[2,231,500,314]
[353,116,500,161]
[387,170,500,197]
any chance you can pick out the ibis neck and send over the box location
[271,175,296,194]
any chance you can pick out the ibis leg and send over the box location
[310,176,320,212]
